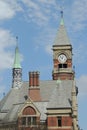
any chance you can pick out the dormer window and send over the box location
[19,106,39,128]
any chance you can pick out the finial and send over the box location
[60,10,63,18]
[16,36,18,47]
[56,78,61,86]
[3,92,5,97]
[60,9,64,26]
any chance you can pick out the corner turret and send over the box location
[71,80,78,130]
[12,37,22,88]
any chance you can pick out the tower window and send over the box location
[63,64,67,68]
[58,117,62,127]
[58,64,67,68]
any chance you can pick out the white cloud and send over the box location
[71,0,87,31]
[45,44,52,55]
[1,0,86,31]
[21,0,59,25]
[0,0,22,20]
[77,75,87,97]
[37,0,56,5]
[22,0,47,25]
[0,29,16,70]
[33,26,56,54]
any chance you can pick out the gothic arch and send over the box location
[22,106,36,115]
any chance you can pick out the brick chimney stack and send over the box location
[29,71,41,101]
[29,71,39,87]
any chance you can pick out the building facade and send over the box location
[0,12,79,130]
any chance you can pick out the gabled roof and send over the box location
[0,80,73,123]
[54,11,70,45]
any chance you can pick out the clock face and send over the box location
[58,54,67,63]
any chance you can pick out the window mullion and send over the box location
[26,117,28,126]
[31,117,33,125]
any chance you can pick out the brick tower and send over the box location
[52,11,74,80]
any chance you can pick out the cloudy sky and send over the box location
[0,0,87,129]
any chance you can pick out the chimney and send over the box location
[29,71,39,87]
[29,71,41,101]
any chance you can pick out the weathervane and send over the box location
[60,10,63,18]
[60,3,64,16]
[16,36,18,46]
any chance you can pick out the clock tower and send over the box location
[52,11,74,80]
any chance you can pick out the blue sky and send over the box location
[0,0,87,129]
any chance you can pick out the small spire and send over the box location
[56,78,61,85]
[60,10,64,25]
[13,37,21,68]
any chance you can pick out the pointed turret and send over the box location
[54,11,70,45]
[13,46,21,68]
[13,37,21,69]
[71,80,78,130]
[12,37,22,88]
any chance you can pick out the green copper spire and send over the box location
[13,37,21,68]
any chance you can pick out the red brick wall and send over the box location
[53,73,74,80]
[29,71,41,101]
[52,58,74,80]
[62,117,72,126]
[67,59,72,68]
[53,59,58,68]
[47,116,72,130]
[48,117,57,126]
[29,88,41,101]
[53,59,72,68]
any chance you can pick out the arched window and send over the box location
[21,106,37,127]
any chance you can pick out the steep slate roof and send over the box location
[0,80,73,123]
[47,80,72,109]
[0,82,29,111]
[3,104,21,123]
[54,13,70,45]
